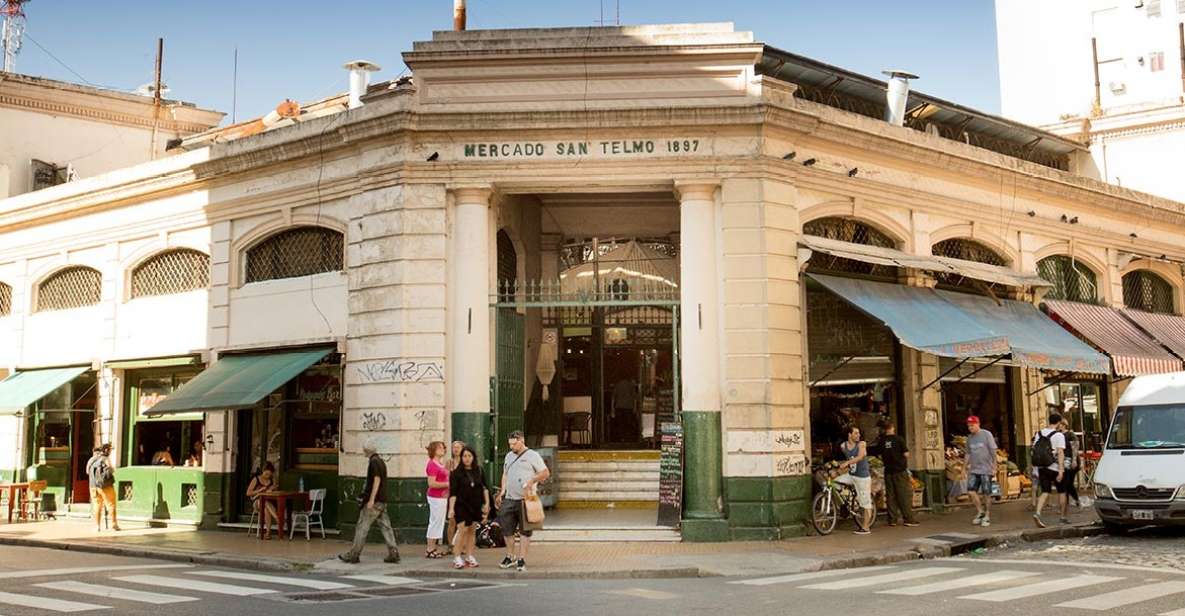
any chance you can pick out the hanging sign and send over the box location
[657,421,684,527]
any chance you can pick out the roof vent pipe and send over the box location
[454,0,466,31]
[882,70,918,127]
[343,60,381,110]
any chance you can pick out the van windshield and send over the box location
[1108,404,1185,449]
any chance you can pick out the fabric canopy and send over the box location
[808,274,1010,358]
[936,291,1110,374]
[145,348,332,415]
[1044,300,1183,377]
[799,235,1051,289]
[1120,309,1185,362]
[0,366,89,415]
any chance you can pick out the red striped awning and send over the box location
[1120,309,1185,362]
[1044,300,1183,377]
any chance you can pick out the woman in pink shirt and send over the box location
[425,441,450,558]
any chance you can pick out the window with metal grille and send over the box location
[608,278,630,300]
[244,226,344,283]
[36,266,102,312]
[497,230,517,302]
[1123,270,1175,314]
[131,249,210,298]
[1037,256,1098,303]
[802,217,896,277]
[931,238,1007,288]
[0,282,11,316]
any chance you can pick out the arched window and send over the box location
[608,278,630,300]
[497,230,517,303]
[36,266,102,312]
[244,226,344,283]
[1037,255,1098,303]
[0,282,11,316]
[932,238,1008,288]
[1123,270,1175,314]
[803,217,896,277]
[130,249,210,298]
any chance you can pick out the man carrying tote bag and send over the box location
[494,430,550,572]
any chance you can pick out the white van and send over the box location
[1093,371,1185,532]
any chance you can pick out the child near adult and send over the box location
[447,445,490,569]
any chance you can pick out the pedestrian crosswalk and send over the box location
[0,567,426,612]
[731,564,1185,614]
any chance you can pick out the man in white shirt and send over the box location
[1032,413,1067,528]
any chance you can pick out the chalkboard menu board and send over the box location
[656,388,676,425]
[657,421,684,527]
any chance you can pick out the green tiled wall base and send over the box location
[723,475,812,540]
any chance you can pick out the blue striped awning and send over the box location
[808,274,1010,358]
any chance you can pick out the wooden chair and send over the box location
[562,412,592,446]
[289,488,326,540]
[19,480,48,521]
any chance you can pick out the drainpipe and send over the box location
[882,70,918,126]
[343,60,381,110]
[454,0,466,31]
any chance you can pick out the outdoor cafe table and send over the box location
[257,490,307,539]
[1,483,29,524]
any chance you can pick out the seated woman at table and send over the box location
[246,462,279,539]
[151,443,176,467]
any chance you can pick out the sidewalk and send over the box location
[0,499,1101,579]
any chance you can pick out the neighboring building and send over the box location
[4,23,1185,540]
[0,72,223,199]
[996,0,1185,202]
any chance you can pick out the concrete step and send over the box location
[529,527,681,543]
[561,471,660,482]
[556,450,661,462]
[558,461,660,473]
[560,480,659,492]
[558,491,659,501]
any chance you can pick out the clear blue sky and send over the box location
[14,1,1001,124]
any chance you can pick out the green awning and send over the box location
[0,366,89,415]
[146,348,332,415]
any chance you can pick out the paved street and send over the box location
[1,527,1184,615]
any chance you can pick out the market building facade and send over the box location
[4,23,1185,540]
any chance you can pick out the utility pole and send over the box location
[1,0,29,73]
[150,37,163,159]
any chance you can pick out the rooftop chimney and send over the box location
[454,0,466,31]
[882,70,918,127]
[343,60,381,110]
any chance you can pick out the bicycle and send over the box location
[811,468,878,535]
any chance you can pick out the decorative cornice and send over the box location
[0,92,216,133]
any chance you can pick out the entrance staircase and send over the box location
[532,450,679,542]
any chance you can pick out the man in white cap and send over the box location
[339,439,400,563]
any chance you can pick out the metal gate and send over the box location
[490,307,525,483]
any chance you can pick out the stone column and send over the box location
[450,187,493,470]
[899,270,946,509]
[676,182,727,540]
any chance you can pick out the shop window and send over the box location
[803,217,897,278]
[128,370,204,467]
[1123,270,1175,314]
[36,266,102,312]
[130,249,210,298]
[286,361,342,471]
[244,226,343,284]
[1037,255,1098,303]
[0,281,10,316]
[931,238,1007,288]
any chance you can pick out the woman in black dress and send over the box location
[447,446,489,569]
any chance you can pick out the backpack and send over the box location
[476,521,506,549]
[1062,431,1076,467]
[88,456,114,489]
[1031,431,1055,468]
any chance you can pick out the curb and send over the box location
[0,536,311,573]
[399,566,709,580]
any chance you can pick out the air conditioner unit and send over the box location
[1109,81,1127,95]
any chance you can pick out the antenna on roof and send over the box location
[1,0,29,73]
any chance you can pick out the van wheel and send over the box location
[1102,521,1128,535]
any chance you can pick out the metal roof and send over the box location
[759,46,1086,169]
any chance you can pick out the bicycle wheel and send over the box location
[811,490,838,535]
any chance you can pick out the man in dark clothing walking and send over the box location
[338,439,400,564]
[871,420,918,527]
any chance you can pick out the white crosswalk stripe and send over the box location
[341,574,421,586]
[879,570,1041,596]
[0,590,107,612]
[1056,581,1185,611]
[0,564,191,580]
[961,574,1123,602]
[189,570,354,590]
[800,566,964,590]
[729,566,895,586]
[1161,609,1185,616]
[36,581,198,604]
[113,574,276,596]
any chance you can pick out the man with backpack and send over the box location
[1032,413,1067,528]
[86,443,119,532]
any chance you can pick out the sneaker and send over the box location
[980,517,991,527]
[384,553,401,564]
[453,557,465,569]
[465,555,479,568]
[853,528,871,535]
[337,553,360,564]
[499,556,515,569]
[1033,514,1047,528]
[516,558,526,572]
[903,521,920,527]
[971,513,985,526]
